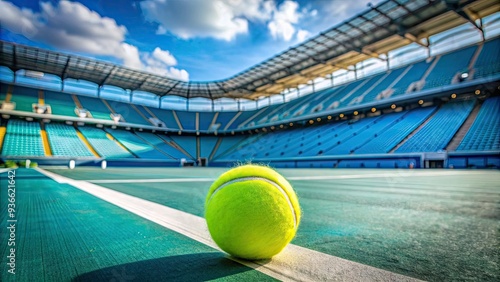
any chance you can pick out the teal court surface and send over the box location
[1,167,499,281]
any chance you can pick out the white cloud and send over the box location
[120,43,143,70]
[268,1,309,42]
[140,0,312,42]
[141,0,274,41]
[296,29,310,42]
[0,0,189,81]
[152,47,177,66]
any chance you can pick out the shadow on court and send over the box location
[73,252,270,282]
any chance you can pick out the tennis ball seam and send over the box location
[207,176,298,229]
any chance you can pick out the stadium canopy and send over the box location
[0,0,498,100]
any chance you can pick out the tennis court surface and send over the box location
[1,167,499,281]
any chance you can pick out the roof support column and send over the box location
[212,100,215,112]
[479,18,485,42]
[329,74,334,87]
[186,99,190,111]
[426,37,431,58]
[311,80,315,93]
[238,99,241,111]
[159,97,162,109]
[97,85,102,98]
[129,90,133,103]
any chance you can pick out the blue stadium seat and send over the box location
[396,100,475,153]
[78,126,134,158]
[2,120,44,157]
[473,38,500,79]
[46,123,95,157]
[355,106,437,154]
[457,97,500,151]
[105,128,170,159]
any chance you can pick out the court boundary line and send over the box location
[36,167,420,282]
[84,170,483,184]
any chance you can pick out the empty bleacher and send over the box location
[78,96,112,120]
[78,126,134,158]
[105,128,170,159]
[9,86,38,112]
[326,111,407,155]
[396,100,475,153]
[198,112,216,131]
[422,46,477,90]
[134,131,188,159]
[44,91,78,117]
[168,135,198,159]
[355,107,437,154]
[473,37,500,79]
[106,101,151,125]
[175,110,196,130]
[45,123,95,157]
[146,107,180,129]
[200,136,218,158]
[457,97,500,151]
[1,120,44,157]
[388,60,431,97]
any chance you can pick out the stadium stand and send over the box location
[359,67,407,104]
[355,107,437,154]
[422,46,477,90]
[387,60,432,97]
[77,96,112,120]
[304,86,346,114]
[457,97,500,151]
[200,136,218,158]
[1,119,44,157]
[8,86,38,112]
[146,107,180,129]
[225,111,257,130]
[339,73,386,108]
[106,101,151,125]
[473,37,500,79]
[0,30,498,168]
[198,112,216,131]
[105,128,170,159]
[168,135,198,159]
[175,110,196,130]
[396,100,475,153]
[211,135,247,160]
[45,123,95,157]
[325,111,407,155]
[134,131,188,160]
[213,112,237,131]
[77,126,134,158]
[44,91,78,117]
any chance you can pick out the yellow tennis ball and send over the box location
[205,164,301,260]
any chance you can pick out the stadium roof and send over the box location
[1,0,498,100]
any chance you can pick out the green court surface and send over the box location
[2,167,500,281]
[0,169,274,281]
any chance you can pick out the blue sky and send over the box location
[0,0,382,81]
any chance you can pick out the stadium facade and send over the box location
[0,0,499,169]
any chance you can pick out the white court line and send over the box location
[85,170,478,184]
[0,168,12,174]
[36,167,420,282]
[89,177,215,183]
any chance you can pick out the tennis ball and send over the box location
[205,164,301,260]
